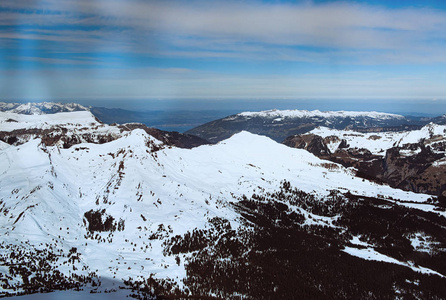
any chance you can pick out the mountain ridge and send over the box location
[237,108,406,120]
[0,108,209,149]
[185,108,431,143]
[0,102,89,115]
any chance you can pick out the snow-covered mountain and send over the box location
[238,109,405,120]
[284,123,446,196]
[0,110,208,149]
[185,109,420,143]
[308,123,446,156]
[0,102,89,115]
[1,110,446,298]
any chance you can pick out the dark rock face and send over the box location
[283,134,331,156]
[338,139,350,149]
[0,127,120,148]
[284,133,446,197]
[383,144,445,195]
[84,209,117,232]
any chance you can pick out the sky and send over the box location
[1,0,446,112]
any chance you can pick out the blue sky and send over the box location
[1,0,446,110]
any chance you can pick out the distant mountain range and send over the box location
[185,109,445,143]
[431,114,446,125]
[5,102,445,139]
[0,102,239,133]
[1,103,446,298]
[0,102,209,149]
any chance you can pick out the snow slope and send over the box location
[159,131,431,202]
[0,111,101,132]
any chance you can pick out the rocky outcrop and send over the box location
[383,143,445,195]
[284,133,446,197]
[0,127,120,148]
[283,134,330,156]
[0,123,209,149]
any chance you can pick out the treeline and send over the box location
[150,181,446,299]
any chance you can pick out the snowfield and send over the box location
[343,246,444,278]
[0,111,102,132]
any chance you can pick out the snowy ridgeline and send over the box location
[309,123,446,156]
[1,110,446,299]
[186,107,426,143]
[0,102,89,115]
[236,109,406,120]
[0,111,101,132]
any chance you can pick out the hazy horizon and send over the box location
[1,98,442,117]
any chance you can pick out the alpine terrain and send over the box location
[185,109,426,143]
[284,124,446,198]
[0,103,446,299]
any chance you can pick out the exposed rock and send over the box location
[0,127,120,148]
[0,123,208,149]
[118,123,209,149]
[283,134,331,156]
[284,132,446,197]
[84,209,117,232]
[382,144,445,194]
